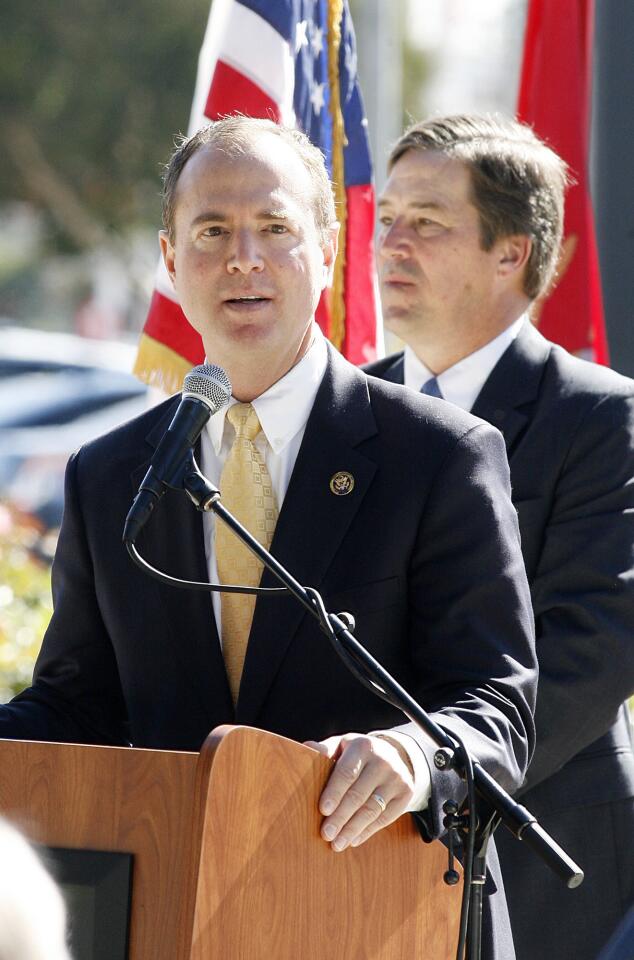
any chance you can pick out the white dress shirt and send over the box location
[199,325,430,810]
[200,327,328,628]
[404,315,527,410]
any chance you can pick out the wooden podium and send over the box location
[0,726,460,959]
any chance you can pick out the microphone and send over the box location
[123,363,232,544]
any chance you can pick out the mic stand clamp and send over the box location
[181,455,221,511]
[442,800,467,887]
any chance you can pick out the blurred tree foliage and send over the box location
[0,0,210,252]
[0,514,53,702]
[0,0,429,254]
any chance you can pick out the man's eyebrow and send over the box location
[377,197,447,211]
[256,209,292,221]
[190,211,227,227]
[189,209,291,227]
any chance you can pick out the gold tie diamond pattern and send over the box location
[217,403,279,702]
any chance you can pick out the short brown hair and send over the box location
[389,115,569,300]
[162,116,336,244]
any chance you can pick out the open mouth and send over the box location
[224,295,273,310]
[226,296,269,303]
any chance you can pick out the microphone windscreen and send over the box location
[183,364,232,413]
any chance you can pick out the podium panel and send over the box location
[0,727,461,959]
[192,726,461,959]
[0,738,199,958]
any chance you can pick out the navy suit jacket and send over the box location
[2,346,538,958]
[365,322,634,960]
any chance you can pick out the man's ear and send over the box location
[159,229,176,286]
[322,222,340,286]
[497,234,532,280]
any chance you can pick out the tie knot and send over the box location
[420,376,443,399]
[227,402,262,442]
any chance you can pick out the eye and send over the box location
[201,225,225,238]
[266,223,288,234]
[378,215,393,226]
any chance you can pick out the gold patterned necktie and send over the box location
[216,403,279,703]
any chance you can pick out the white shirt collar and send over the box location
[403,315,526,412]
[206,325,328,454]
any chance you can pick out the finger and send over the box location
[319,737,415,848]
[304,735,344,760]
[331,792,410,851]
[321,762,388,826]
[326,785,397,850]
[319,737,369,815]
[319,734,412,817]
[348,795,411,848]
[304,740,330,756]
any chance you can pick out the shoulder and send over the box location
[544,342,634,403]
[363,366,506,467]
[326,347,506,463]
[362,352,404,380]
[538,344,634,440]
[71,393,179,477]
[321,348,508,485]
[488,323,634,433]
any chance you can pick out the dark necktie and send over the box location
[420,376,443,399]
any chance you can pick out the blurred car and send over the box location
[0,326,164,531]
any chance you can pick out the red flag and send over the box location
[517,0,609,364]
[134,0,379,394]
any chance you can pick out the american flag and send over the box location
[134,0,378,394]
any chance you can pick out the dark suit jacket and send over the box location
[365,323,634,960]
[1,346,537,959]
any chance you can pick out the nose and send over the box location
[226,229,264,273]
[377,219,410,260]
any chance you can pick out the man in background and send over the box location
[366,113,634,960]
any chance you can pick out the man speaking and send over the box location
[1,117,537,958]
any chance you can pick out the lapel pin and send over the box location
[330,471,355,496]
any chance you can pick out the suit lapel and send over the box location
[470,323,551,456]
[378,353,405,385]
[236,348,378,723]
[130,402,234,726]
[379,327,551,455]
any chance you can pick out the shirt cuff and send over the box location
[371,728,432,812]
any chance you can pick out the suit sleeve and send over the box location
[520,391,634,792]
[0,451,130,746]
[401,421,538,837]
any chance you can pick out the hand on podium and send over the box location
[304,733,416,852]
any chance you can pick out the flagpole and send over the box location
[591,0,634,376]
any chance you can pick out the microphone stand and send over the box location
[124,454,584,960]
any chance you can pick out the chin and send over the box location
[383,308,417,333]
[218,320,276,351]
